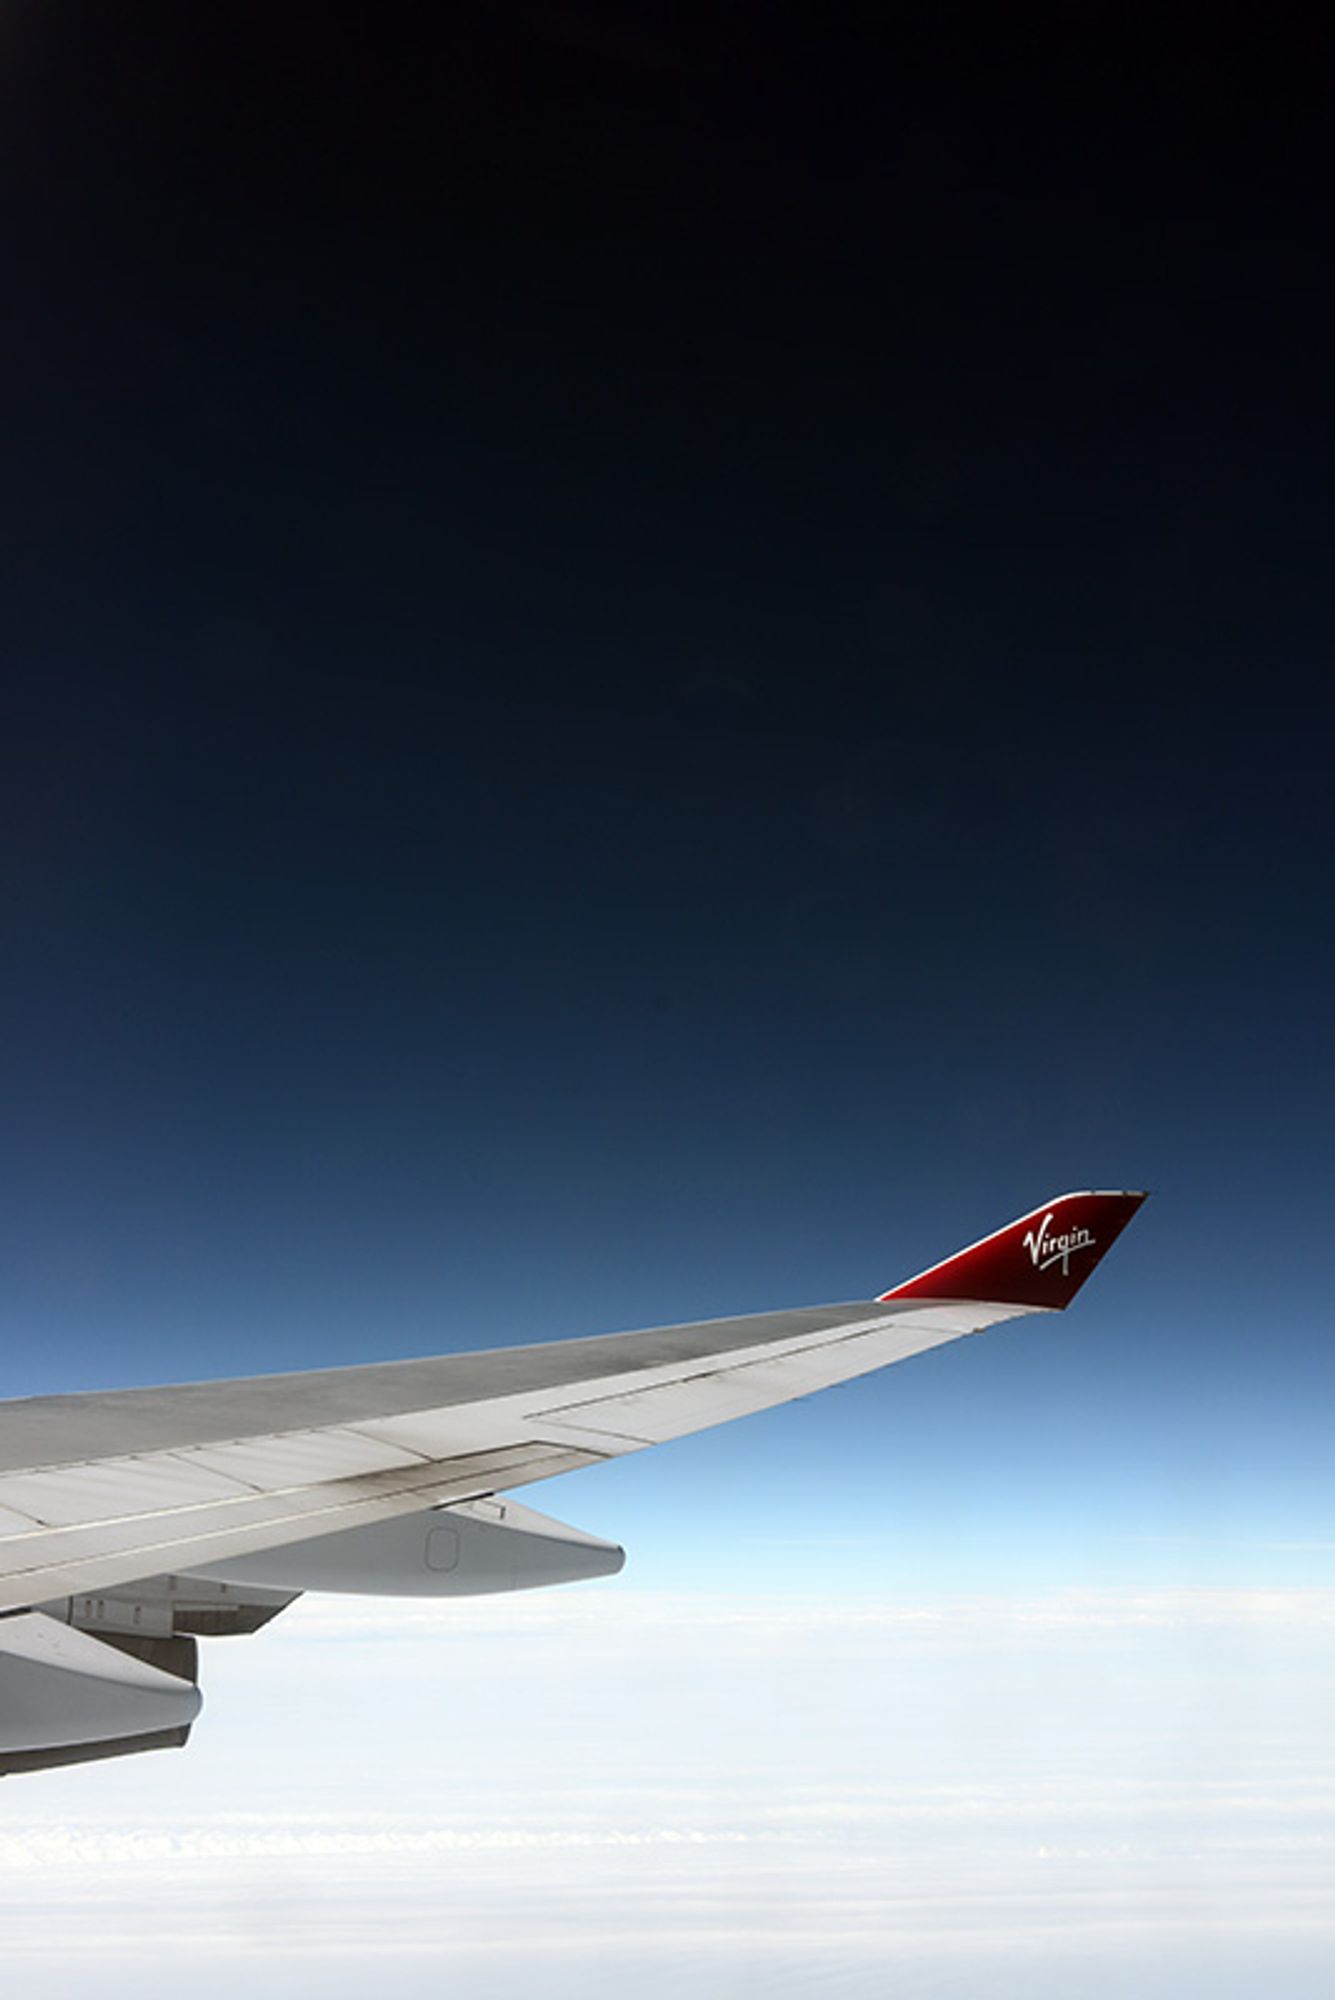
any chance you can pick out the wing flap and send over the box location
[176,1427,433,1486]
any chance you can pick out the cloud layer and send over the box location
[4,1587,1334,1995]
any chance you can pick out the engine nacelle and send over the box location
[1,1501,622,1774]
[0,1612,201,1771]
[180,1495,625,1597]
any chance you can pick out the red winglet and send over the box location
[878,1190,1147,1311]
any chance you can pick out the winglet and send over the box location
[877,1190,1147,1310]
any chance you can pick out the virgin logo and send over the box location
[1023,1212,1096,1277]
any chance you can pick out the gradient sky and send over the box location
[2,4,1333,1988]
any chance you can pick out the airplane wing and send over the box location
[0,1190,1145,1773]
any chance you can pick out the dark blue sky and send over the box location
[2,4,1331,1589]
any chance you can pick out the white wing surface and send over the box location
[0,1191,1143,1613]
[0,1191,1145,1773]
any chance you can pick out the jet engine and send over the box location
[0,1612,201,1775]
[3,1496,622,1774]
[182,1493,626,1595]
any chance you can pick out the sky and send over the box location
[1,2,1333,1989]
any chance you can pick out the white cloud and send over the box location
[279,1579,1335,1639]
[3,1585,1335,1997]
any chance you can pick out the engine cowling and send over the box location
[2,1498,623,1774]
[181,1495,625,1596]
[0,1613,201,1773]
